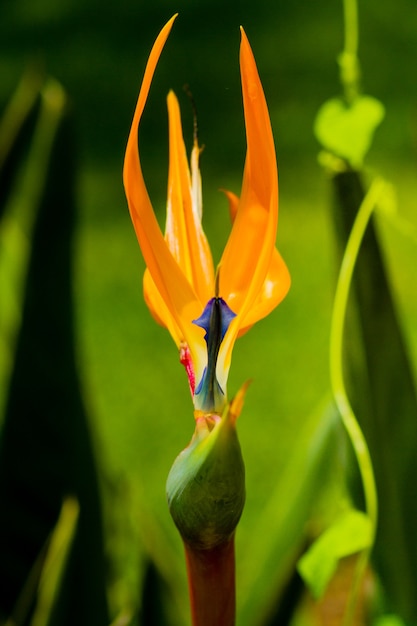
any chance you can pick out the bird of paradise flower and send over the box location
[123,13,289,415]
[123,15,291,626]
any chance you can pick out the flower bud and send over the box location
[166,396,246,550]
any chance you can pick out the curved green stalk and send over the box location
[343,0,358,62]
[340,0,360,102]
[329,177,384,623]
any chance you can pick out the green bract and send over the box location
[166,404,245,550]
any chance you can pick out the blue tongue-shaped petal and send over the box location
[193,297,236,412]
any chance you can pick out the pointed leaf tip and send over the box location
[229,380,251,422]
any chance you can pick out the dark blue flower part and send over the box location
[192,297,236,411]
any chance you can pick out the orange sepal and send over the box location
[123,15,206,379]
[165,91,214,305]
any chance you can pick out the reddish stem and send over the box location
[184,536,236,626]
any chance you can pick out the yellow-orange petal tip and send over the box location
[228,380,251,423]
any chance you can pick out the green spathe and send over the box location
[166,402,245,550]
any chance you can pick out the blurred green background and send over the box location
[1,0,417,623]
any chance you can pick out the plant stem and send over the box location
[330,177,384,626]
[343,0,358,63]
[340,0,360,102]
[184,536,236,626]
[330,177,383,538]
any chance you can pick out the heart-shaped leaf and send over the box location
[314,96,385,168]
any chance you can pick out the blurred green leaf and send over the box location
[108,613,134,626]
[314,96,384,168]
[239,399,341,626]
[133,486,188,626]
[0,76,109,624]
[0,70,42,209]
[2,499,79,626]
[31,498,79,626]
[373,615,407,626]
[297,509,372,599]
[0,73,44,420]
[316,2,417,618]
[331,169,417,623]
[138,560,171,626]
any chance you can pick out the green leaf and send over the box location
[373,615,407,626]
[0,77,109,624]
[0,70,42,208]
[239,399,341,626]
[297,510,372,599]
[0,73,42,420]
[31,499,79,626]
[314,96,385,168]
[331,169,417,623]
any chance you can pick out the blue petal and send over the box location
[192,298,236,411]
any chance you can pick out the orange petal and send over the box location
[219,28,278,317]
[216,28,285,390]
[222,189,290,334]
[165,91,215,304]
[222,189,239,222]
[239,250,290,333]
[123,15,206,378]
[143,267,183,344]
